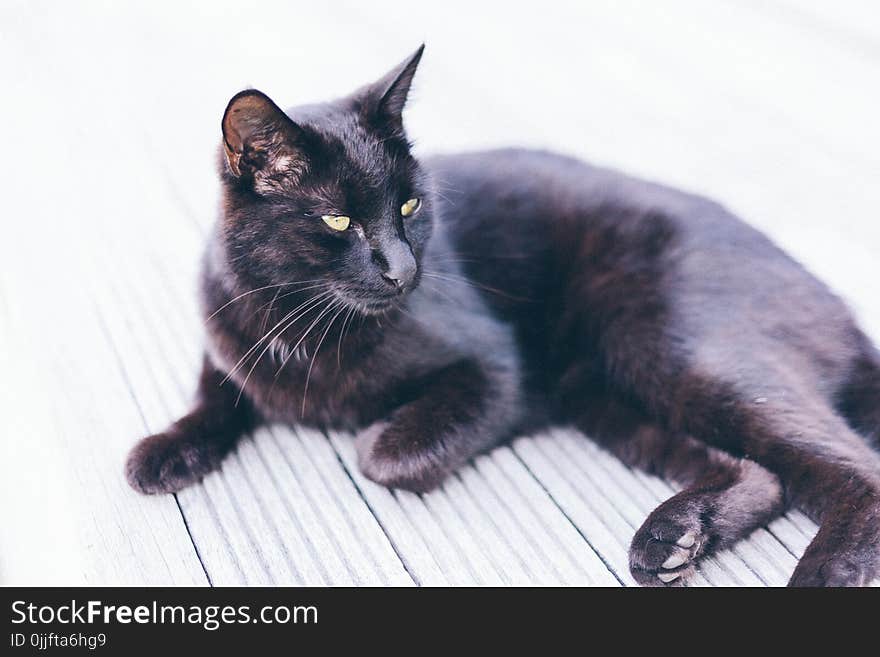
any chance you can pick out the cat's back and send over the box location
[426,147,747,239]
[424,147,776,303]
[425,147,834,291]
[424,148,857,373]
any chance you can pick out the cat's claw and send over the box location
[661,549,690,570]
[657,571,681,583]
[676,531,697,548]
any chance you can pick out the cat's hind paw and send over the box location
[787,529,880,587]
[629,507,707,587]
[788,556,869,587]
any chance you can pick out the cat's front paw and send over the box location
[355,422,448,494]
[629,498,708,587]
[125,431,214,495]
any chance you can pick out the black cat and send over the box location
[125,46,880,587]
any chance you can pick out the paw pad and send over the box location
[630,519,706,587]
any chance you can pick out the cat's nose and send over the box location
[381,259,416,291]
[374,235,416,292]
[379,252,417,291]
[381,271,407,290]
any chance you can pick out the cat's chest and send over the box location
[229,331,399,430]
[206,283,502,429]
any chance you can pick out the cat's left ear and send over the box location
[363,44,424,135]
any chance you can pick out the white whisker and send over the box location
[224,289,334,386]
[275,296,341,378]
[336,304,357,370]
[206,279,326,320]
[301,302,347,416]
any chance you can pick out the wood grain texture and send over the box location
[1,0,876,586]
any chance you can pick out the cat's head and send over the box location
[217,46,431,315]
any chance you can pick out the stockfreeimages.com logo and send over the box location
[11,599,318,632]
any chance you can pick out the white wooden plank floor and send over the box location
[1,0,878,586]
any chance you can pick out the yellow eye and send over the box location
[401,198,421,217]
[321,215,350,231]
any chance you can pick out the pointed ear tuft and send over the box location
[221,89,306,190]
[366,44,425,134]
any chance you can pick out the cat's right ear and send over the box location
[221,90,306,184]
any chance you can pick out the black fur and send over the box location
[126,47,880,586]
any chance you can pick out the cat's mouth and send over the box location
[332,278,418,317]
[355,298,398,316]
[331,289,400,317]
